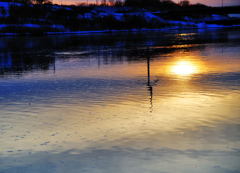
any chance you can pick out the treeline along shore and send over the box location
[0,0,240,35]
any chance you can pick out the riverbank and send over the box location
[1,25,240,36]
[1,2,240,35]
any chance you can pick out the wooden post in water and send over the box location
[147,55,153,112]
[147,56,151,86]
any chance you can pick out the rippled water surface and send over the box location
[0,29,240,173]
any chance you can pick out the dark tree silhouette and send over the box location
[125,0,160,7]
[179,0,190,7]
[32,0,52,5]
[0,7,6,16]
[101,0,107,5]
[124,0,178,9]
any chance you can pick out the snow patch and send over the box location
[0,24,65,30]
[204,14,229,21]
[228,14,240,18]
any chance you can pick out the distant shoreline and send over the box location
[1,2,240,36]
[1,25,240,36]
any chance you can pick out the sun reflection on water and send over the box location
[170,60,198,76]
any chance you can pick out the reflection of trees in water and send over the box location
[0,29,231,51]
[0,29,232,77]
[0,52,55,76]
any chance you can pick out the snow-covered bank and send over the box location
[1,25,239,36]
[47,25,240,34]
[1,2,240,35]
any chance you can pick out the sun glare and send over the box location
[171,61,198,76]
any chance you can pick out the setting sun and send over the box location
[170,60,198,76]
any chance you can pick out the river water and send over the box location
[0,29,240,173]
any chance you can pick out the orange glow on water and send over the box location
[170,60,198,76]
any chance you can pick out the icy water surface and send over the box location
[0,29,240,173]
